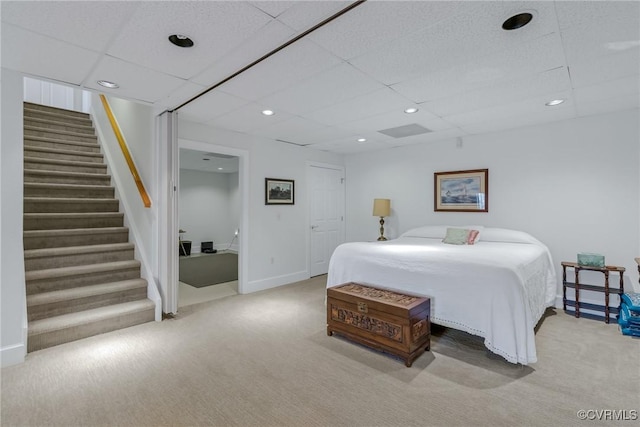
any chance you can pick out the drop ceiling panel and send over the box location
[178,90,251,123]
[575,93,640,118]
[1,24,100,86]
[338,110,451,135]
[247,115,329,145]
[248,1,298,18]
[218,39,343,101]
[425,66,571,117]
[308,1,478,61]
[457,106,578,135]
[0,1,139,52]
[555,0,640,32]
[107,1,273,80]
[569,50,640,89]
[206,102,294,134]
[155,81,207,110]
[85,56,187,104]
[305,87,416,126]
[274,1,351,31]
[349,1,558,86]
[561,24,640,65]
[391,32,566,103]
[383,128,468,148]
[573,75,640,106]
[191,19,296,87]
[259,63,385,115]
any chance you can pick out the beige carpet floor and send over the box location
[2,275,639,427]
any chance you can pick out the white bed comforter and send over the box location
[326,230,557,365]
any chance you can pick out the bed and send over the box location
[326,226,557,365]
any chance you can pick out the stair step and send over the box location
[24,212,123,230]
[24,243,135,271]
[26,260,141,294]
[24,227,129,249]
[25,156,107,174]
[24,182,114,199]
[24,116,95,135]
[25,197,119,213]
[24,135,100,153]
[24,102,90,120]
[24,169,111,186]
[25,125,98,144]
[27,299,155,352]
[27,279,148,321]
[24,146,103,164]
[24,107,93,126]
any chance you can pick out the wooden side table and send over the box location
[561,261,625,323]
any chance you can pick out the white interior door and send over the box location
[309,163,345,277]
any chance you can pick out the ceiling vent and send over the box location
[377,124,432,138]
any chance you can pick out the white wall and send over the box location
[1,69,27,367]
[344,109,640,299]
[179,119,344,292]
[23,77,89,113]
[179,169,239,252]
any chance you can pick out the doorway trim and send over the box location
[170,139,249,311]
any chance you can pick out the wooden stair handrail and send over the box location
[99,94,151,208]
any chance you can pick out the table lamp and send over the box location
[372,198,391,241]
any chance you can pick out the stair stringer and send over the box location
[89,101,162,321]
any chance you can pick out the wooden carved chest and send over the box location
[327,282,431,367]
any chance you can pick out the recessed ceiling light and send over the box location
[262,110,275,116]
[218,167,223,170]
[404,107,419,114]
[168,34,194,48]
[357,138,367,143]
[97,80,119,89]
[502,12,533,30]
[545,99,565,106]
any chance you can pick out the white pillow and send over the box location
[479,228,540,244]
[400,225,449,239]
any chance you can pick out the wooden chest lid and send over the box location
[328,282,429,316]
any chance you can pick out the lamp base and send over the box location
[377,217,387,241]
[377,236,387,241]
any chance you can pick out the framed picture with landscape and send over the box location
[265,178,295,205]
[434,169,488,212]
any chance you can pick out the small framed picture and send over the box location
[265,178,294,205]
[434,169,488,212]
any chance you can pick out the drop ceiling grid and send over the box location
[244,115,335,144]
[205,103,294,134]
[567,51,640,90]
[271,1,352,32]
[105,1,274,80]
[1,24,101,86]
[178,89,252,123]
[334,110,452,136]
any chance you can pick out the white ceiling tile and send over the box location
[456,107,577,135]
[561,25,640,65]
[107,1,273,80]
[217,39,343,101]
[555,0,640,32]
[337,109,452,136]
[573,75,640,107]
[274,1,351,31]
[575,94,640,118]
[259,63,385,115]
[1,24,100,86]
[247,116,329,145]
[85,56,187,104]
[178,90,251,123]
[424,66,572,117]
[206,103,294,134]
[392,32,566,103]
[445,90,576,127]
[190,19,296,87]
[305,87,415,126]
[309,139,392,154]
[349,1,558,85]
[1,1,140,52]
[155,82,208,110]
[383,128,469,148]
[308,1,479,60]
[569,50,640,89]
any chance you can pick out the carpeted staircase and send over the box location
[23,102,155,352]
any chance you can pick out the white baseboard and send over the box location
[1,343,26,367]
[245,270,309,294]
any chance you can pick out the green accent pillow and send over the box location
[442,228,469,245]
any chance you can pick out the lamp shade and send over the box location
[372,198,391,217]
